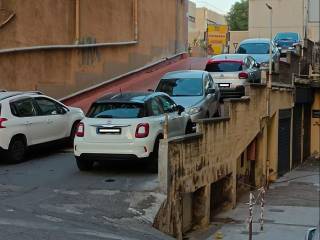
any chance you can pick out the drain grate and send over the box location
[269,208,285,212]
[105,178,115,183]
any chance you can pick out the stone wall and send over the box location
[154,84,293,238]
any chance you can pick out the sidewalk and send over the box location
[188,158,320,240]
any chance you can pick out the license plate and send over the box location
[97,127,121,134]
[219,83,230,88]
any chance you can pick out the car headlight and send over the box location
[260,62,269,68]
[187,106,202,115]
[288,47,294,50]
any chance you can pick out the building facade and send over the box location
[249,0,319,42]
[0,0,188,99]
[188,1,226,47]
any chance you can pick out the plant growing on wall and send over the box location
[226,0,248,31]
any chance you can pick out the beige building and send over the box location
[188,1,226,46]
[0,0,188,99]
[249,0,319,42]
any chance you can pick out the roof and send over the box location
[210,54,248,61]
[96,92,164,104]
[0,91,43,101]
[162,70,205,79]
[239,38,271,44]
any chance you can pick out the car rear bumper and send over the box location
[74,140,152,159]
[220,86,245,99]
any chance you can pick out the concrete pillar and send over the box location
[192,185,211,227]
[159,139,169,194]
[256,126,268,187]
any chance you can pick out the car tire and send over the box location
[76,156,94,171]
[213,104,221,117]
[149,136,161,173]
[185,121,194,134]
[6,137,27,164]
[69,121,80,147]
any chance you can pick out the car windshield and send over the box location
[275,32,298,41]
[237,43,270,54]
[87,102,145,118]
[205,62,243,72]
[156,78,203,96]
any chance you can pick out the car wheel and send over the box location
[76,156,94,171]
[213,104,221,117]
[7,137,27,164]
[149,136,161,173]
[185,121,194,134]
[69,121,80,147]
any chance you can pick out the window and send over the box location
[156,78,203,96]
[237,43,270,54]
[87,102,145,119]
[158,96,177,113]
[34,98,60,116]
[149,98,163,116]
[206,62,243,72]
[204,75,212,92]
[11,98,37,117]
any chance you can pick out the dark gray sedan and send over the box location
[155,70,221,124]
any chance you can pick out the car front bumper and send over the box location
[74,140,152,159]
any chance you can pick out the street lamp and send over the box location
[265,3,273,84]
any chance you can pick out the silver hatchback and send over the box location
[155,70,221,124]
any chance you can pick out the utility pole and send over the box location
[248,192,254,240]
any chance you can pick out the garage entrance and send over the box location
[278,109,292,176]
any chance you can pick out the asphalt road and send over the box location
[0,146,172,240]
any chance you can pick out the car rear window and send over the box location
[87,102,145,119]
[156,78,203,96]
[205,62,243,72]
[237,43,270,54]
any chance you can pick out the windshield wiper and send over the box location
[96,115,113,118]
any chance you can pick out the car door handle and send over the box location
[24,121,32,126]
[47,119,54,124]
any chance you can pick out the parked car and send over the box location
[74,92,190,171]
[205,54,261,99]
[0,91,84,163]
[236,38,280,71]
[273,32,302,57]
[305,227,319,240]
[155,70,220,126]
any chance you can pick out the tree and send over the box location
[226,0,248,31]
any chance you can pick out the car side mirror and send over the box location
[57,107,67,115]
[207,88,216,94]
[177,105,185,115]
[255,63,261,68]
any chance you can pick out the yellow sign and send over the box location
[207,25,228,55]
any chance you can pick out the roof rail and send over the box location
[0,90,7,92]
[27,91,44,95]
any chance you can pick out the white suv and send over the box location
[74,92,191,171]
[0,91,84,163]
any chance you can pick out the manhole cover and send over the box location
[269,208,285,212]
[105,179,115,183]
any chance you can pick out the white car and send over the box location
[0,91,84,163]
[74,92,190,171]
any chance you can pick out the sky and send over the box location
[191,0,239,15]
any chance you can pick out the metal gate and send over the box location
[292,104,302,168]
[278,109,292,176]
[303,104,311,160]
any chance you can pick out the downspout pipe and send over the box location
[75,0,80,43]
[133,0,138,41]
[0,41,138,54]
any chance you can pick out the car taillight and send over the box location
[135,123,149,138]
[0,118,8,128]
[238,72,249,79]
[76,122,85,137]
